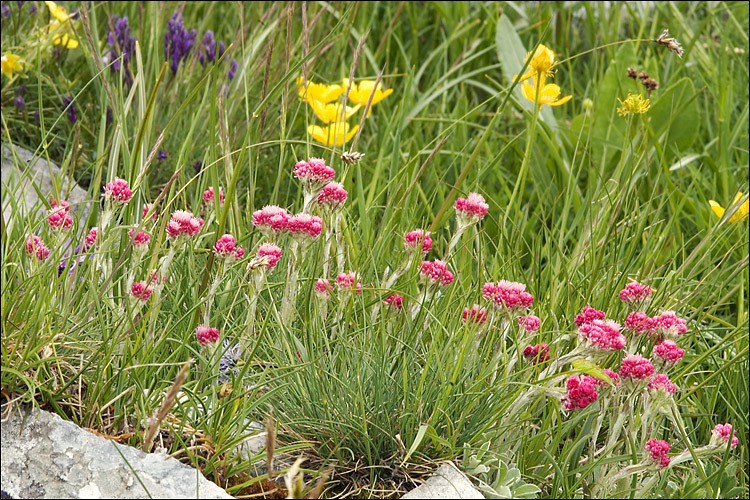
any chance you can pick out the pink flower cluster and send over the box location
[214,234,245,261]
[166,210,204,239]
[317,182,348,208]
[294,158,336,186]
[48,200,73,231]
[711,423,739,449]
[624,311,652,334]
[203,187,224,206]
[648,373,677,394]
[653,340,685,364]
[455,192,489,223]
[104,177,133,204]
[85,227,98,249]
[523,344,550,364]
[575,306,606,327]
[644,439,671,468]
[143,203,157,223]
[562,375,599,410]
[336,272,362,294]
[383,293,403,310]
[314,278,332,297]
[195,325,220,346]
[482,280,533,311]
[518,315,541,332]
[420,260,454,286]
[578,319,626,352]
[25,234,50,261]
[463,304,487,324]
[595,368,620,387]
[252,205,290,236]
[286,213,323,241]
[619,281,652,305]
[651,311,687,339]
[404,230,432,255]
[128,229,150,249]
[620,354,655,380]
[130,281,153,302]
[257,243,282,269]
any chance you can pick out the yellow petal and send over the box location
[45,1,72,22]
[728,192,749,222]
[548,94,572,106]
[708,200,725,219]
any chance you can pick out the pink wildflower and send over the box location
[317,182,348,209]
[336,272,362,294]
[482,280,533,311]
[651,311,687,339]
[588,369,620,388]
[648,373,677,394]
[562,375,599,411]
[166,210,204,239]
[195,325,220,346]
[286,213,323,242]
[383,293,404,310]
[619,281,653,305]
[645,439,671,469]
[523,344,550,364]
[214,234,244,261]
[624,311,654,334]
[463,304,488,324]
[256,243,282,269]
[711,423,739,449]
[575,306,606,327]
[314,278,332,298]
[518,315,541,332]
[142,203,156,222]
[293,157,336,187]
[85,227,98,249]
[653,340,685,365]
[578,319,626,351]
[104,177,132,205]
[25,234,50,261]
[620,354,655,380]
[454,192,489,224]
[130,281,153,302]
[48,201,73,231]
[420,260,454,287]
[128,229,151,249]
[404,230,432,255]
[252,205,290,236]
[203,187,225,206]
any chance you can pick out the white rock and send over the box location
[402,463,485,499]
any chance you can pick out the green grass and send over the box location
[2,1,748,498]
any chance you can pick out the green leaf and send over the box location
[400,424,429,466]
[649,77,699,154]
[572,359,613,385]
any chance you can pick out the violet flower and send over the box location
[107,16,136,86]
[164,11,197,74]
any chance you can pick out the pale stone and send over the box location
[402,463,485,499]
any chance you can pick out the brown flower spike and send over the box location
[655,29,684,57]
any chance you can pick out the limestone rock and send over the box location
[1,406,232,499]
[402,463,485,499]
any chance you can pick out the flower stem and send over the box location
[280,240,300,325]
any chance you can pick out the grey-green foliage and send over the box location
[461,440,541,499]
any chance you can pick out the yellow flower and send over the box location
[307,121,359,147]
[310,100,361,124]
[616,93,650,116]
[709,192,749,222]
[297,77,344,104]
[516,43,556,82]
[343,78,393,107]
[49,19,79,49]
[520,74,572,108]
[1,52,24,79]
[44,1,74,22]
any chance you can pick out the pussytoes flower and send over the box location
[420,260,454,287]
[293,158,335,190]
[128,229,150,252]
[518,315,541,332]
[575,306,606,327]
[214,234,244,261]
[48,201,73,230]
[195,325,220,346]
[286,213,322,243]
[104,177,132,205]
[644,439,671,469]
[383,293,403,310]
[653,340,685,365]
[523,344,550,364]
[142,203,157,222]
[588,369,620,389]
[252,205,290,237]
[130,281,152,302]
[317,182,348,210]
[25,234,50,261]
[203,187,224,206]
[463,304,487,324]
[650,311,687,339]
[619,281,653,306]
[454,192,489,225]
[648,373,677,394]
[85,227,98,249]
[314,278,332,298]
[620,354,655,380]
[562,375,598,411]
[404,230,432,255]
[256,243,282,269]
[166,210,204,239]
[482,280,533,311]
[624,311,653,334]
[336,272,362,295]
[711,423,739,450]
[578,319,626,352]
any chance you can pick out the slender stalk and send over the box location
[280,240,300,325]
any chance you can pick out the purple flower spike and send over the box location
[164,11,197,74]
